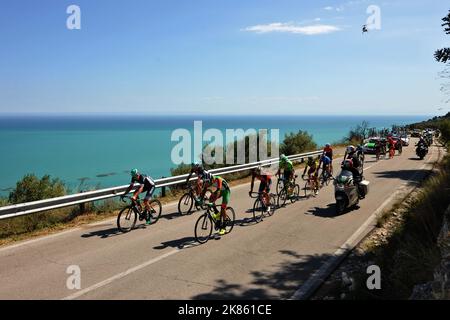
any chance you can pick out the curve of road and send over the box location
[0,139,443,300]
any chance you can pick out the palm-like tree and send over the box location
[435,10,450,63]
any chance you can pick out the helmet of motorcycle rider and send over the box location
[346,145,356,154]
[342,159,353,170]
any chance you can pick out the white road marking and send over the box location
[62,249,180,300]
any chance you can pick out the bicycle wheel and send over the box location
[277,188,288,207]
[276,180,283,195]
[252,198,264,223]
[148,199,162,224]
[223,207,235,234]
[303,181,310,198]
[266,194,276,216]
[178,193,194,215]
[117,206,137,233]
[194,213,213,244]
[290,184,300,203]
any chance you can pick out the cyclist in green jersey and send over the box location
[276,154,295,188]
[209,176,231,236]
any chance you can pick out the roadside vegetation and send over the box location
[314,114,450,300]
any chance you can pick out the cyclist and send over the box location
[318,154,332,186]
[209,176,231,236]
[121,169,156,225]
[302,156,320,196]
[249,166,272,213]
[323,143,333,172]
[277,154,295,190]
[186,162,214,205]
[387,134,395,159]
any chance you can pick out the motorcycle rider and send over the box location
[345,146,362,173]
[341,159,365,199]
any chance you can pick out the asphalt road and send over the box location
[0,139,442,300]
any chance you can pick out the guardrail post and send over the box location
[161,177,166,197]
[79,190,86,215]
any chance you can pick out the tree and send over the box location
[9,174,66,204]
[439,119,450,147]
[280,131,317,156]
[435,10,450,63]
[346,121,370,143]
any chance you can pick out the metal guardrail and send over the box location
[0,150,322,220]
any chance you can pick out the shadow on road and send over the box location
[305,204,336,218]
[373,169,429,183]
[81,224,147,239]
[191,250,334,299]
[81,227,122,239]
[153,236,199,250]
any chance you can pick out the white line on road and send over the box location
[62,249,180,300]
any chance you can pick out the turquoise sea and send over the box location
[0,115,428,196]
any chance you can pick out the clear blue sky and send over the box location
[0,0,448,115]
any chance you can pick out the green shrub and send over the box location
[280,130,317,155]
[8,174,66,204]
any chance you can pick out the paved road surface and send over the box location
[0,139,442,299]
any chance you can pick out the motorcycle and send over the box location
[416,144,428,160]
[334,170,370,215]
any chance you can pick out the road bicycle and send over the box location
[117,196,162,233]
[319,166,333,187]
[277,175,300,207]
[177,184,212,215]
[194,204,235,244]
[302,174,319,198]
[249,191,276,223]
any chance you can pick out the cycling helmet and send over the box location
[342,159,353,170]
[325,143,331,148]
[307,156,314,164]
[130,168,139,178]
[254,165,262,174]
[280,154,288,162]
[346,145,356,154]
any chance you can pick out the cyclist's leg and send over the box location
[143,185,155,210]
[219,189,230,234]
[220,190,230,219]
[195,177,202,197]
[265,179,272,205]
[133,185,144,209]
[209,191,221,213]
[283,171,290,190]
[200,180,209,199]
[258,182,268,207]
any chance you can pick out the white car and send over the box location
[399,136,410,146]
